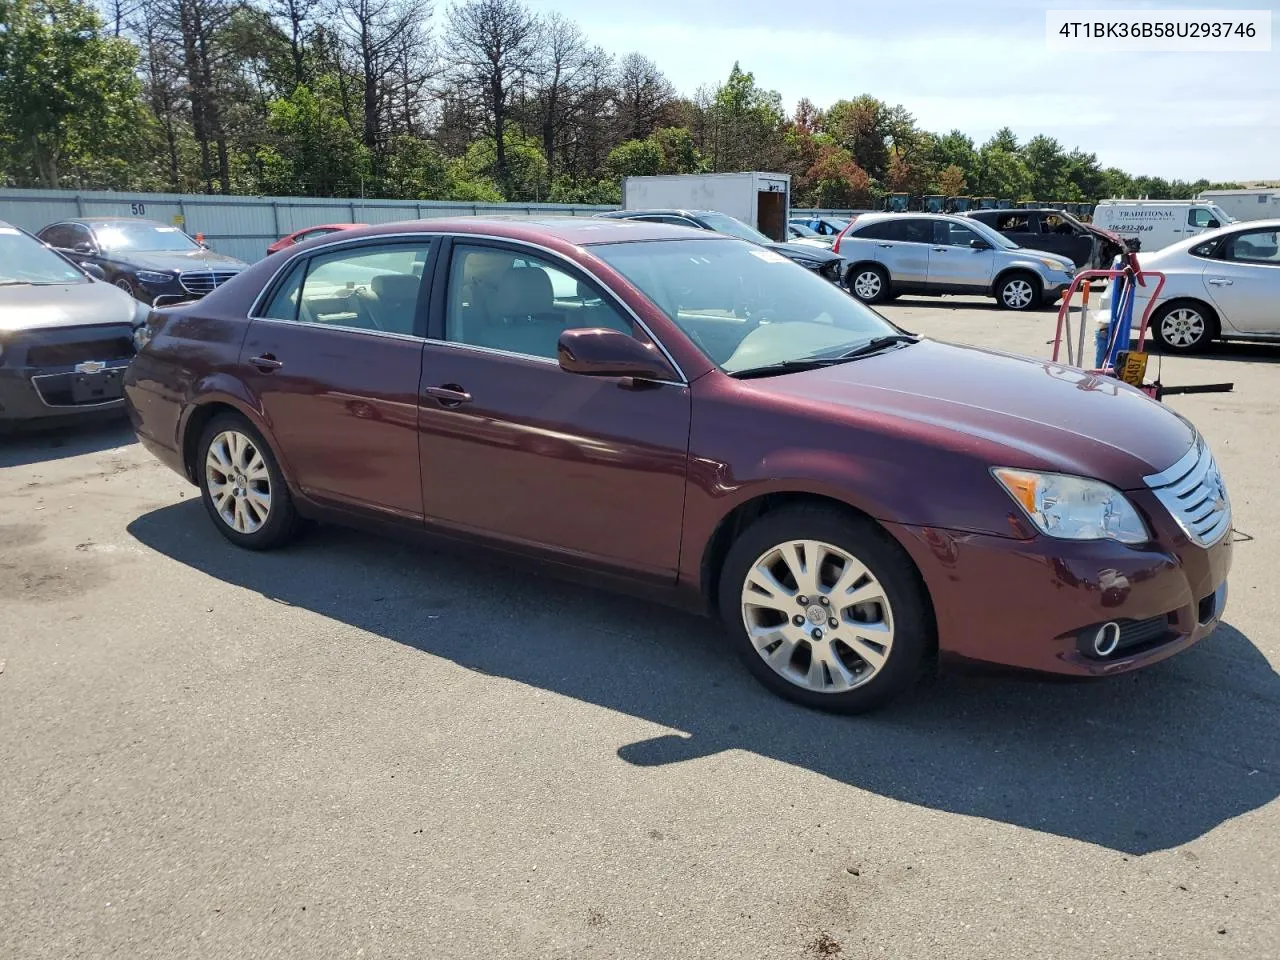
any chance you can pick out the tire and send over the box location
[717,505,933,713]
[995,271,1040,311]
[1151,300,1217,354]
[114,276,138,300]
[196,413,300,550]
[847,264,890,304]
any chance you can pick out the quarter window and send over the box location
[1223,229,1280,264]
[445,244,636,360]
[39,224,76,249]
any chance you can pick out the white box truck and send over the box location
[1196,188,1280,222]
[1092,199,1235,253]
[620,172,791,241]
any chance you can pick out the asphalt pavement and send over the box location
[2,296,1276,959]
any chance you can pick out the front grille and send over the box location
[26,336,134,368]
[1143,438,1231,547]
[179,269,240,296]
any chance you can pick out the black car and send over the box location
[964,208,1128,269]
[37,218,249,306]
[0,220,147,425]
[595,209,844,282]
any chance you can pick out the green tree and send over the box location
[257,81,371,196]
[708,62,785,171]
[826,95,889,181]
[457,131,548,200]
[604,137,662,179]
[937,163,966,196]
[0,0,153,187]
[807,144,872,208]
[1022,134,1067,200]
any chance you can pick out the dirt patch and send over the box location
[0,524,44,550]
[0,549,109,602]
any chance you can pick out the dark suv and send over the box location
[964,208,1127,269]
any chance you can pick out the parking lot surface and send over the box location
[2,297,1277,960]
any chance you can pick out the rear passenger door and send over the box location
[415,239,692,580]
[868,218,932,287]
[240,239,435,520]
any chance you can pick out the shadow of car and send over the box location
[127,501,1278,856]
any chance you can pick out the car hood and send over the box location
[754,339,1194,488]
[107,249,249,272]
[0,280,136,333]
[769,241,841,263]
[1011,245,1074,264]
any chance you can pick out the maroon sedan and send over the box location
[124,218,1232,712]
[265,223,366,255]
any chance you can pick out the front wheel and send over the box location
[114,276,138,300]
[1151,300,1217,353]
[197,413,300,550]
[995,272,1040,311]
[718,506,932,713]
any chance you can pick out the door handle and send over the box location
[424,384,473,407]
[250,353,283,372]
[931,247,949,252]
[1207,278,1233,286]
[877,243,893,248]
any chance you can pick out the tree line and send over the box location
[0,0,1242,206]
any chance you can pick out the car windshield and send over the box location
[0,227,88,285]
[964,217,1019,249]
[790,223,820,237]
[95,222,200,253]
[592,237,899,374]
[696,212,772,245]
[1210,205,1234,224]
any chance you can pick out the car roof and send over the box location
[850,212,962,224]
[284,215,720,248]
[597,209,717,219]
[53,217,174,227]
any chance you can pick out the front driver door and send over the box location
[416,239,692,580]
[239,238,436,521]
[1201,227,1280,334]
[926,220,995,291]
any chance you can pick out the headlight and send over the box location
[993,468,1150,544]
[135,270,173,285]
[1038,258,1072,272]
[132,300,153,350]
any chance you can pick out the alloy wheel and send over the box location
[740,539,895,694]
[1002,278,1034,309]
[1160,307,1206,348]
[115,277,135,298]
[205,430,272,534]
[852,271,882,300]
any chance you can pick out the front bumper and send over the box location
[0,326,134,422]
[889,509,1232,677]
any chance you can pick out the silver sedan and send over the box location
[1114,218,1280,353]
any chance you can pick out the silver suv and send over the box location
[833,213,1077,311]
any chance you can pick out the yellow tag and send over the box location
[1116,351,1148,386]
[172,215,185,226]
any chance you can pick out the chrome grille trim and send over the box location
[1143,437,1231,547]
[179,269,240,296]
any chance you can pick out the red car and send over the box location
[265,223,366,256]
[124,218,1232,712]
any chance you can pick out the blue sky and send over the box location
[524,0,1280,181]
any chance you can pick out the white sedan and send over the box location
[1107,218,1280,352]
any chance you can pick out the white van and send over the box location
[1093,200,1234,253]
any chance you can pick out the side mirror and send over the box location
[81,262,106,280]
[1207,219,1221,229]
[969,238,992,250]
[73,241,95,255]
[557,328,677,381]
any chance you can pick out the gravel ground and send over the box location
[2,295,1276,960]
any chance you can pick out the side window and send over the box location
[72,225,97,249]
[933,220,982,247]
[293,242,431,334]
[40,224,74,248]
[1223,229,1280,264]
[995,213,1032,233]
[445,244,636,360]
[259,260,307,322]
[1189,208,1214,228]
[899,219,933,243]
[850,220,893,240]
[1042,214,1074,235]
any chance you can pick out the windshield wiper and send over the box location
[836,334,920,359]
[729,336,920,380]
[0,280,33,287]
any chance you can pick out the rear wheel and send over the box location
[1151,300,1217,353]
[718,506,932,713]
[995,271,1040,311]
[848,265,890,304]
[197,413,300,550]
